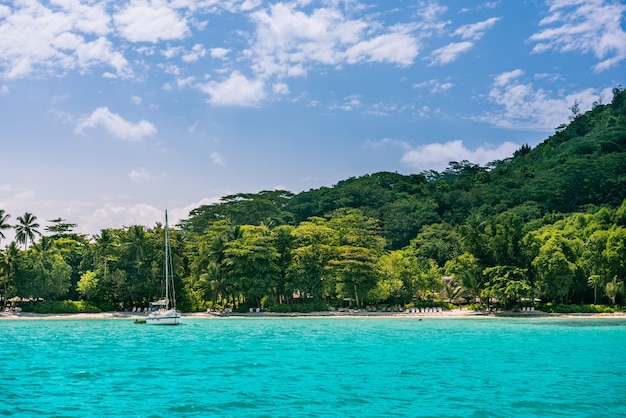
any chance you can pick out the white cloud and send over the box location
[530,0,626,72]
[182,44,207,63]
[81,198,221,236]
[210,152,226,166]
[83,203,163,233]
[428,41,473,65]
[249,2,421,79]
[210,47,230,59]
[345,30,419,66]
[74,107,158,141]
[493,69,524,86]
[453,17,500,40]
[424,14,500,66]
[413,79,454,93]
[401,140,520,172]
[330,94,362,111]
[114,0,189,43]
[272,82,289,95]
[481,69,613,130]
[0,1,131,79]
[199,71,266,106]
[129,168,153,183]
[427,16,499,65]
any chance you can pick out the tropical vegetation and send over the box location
[1,87,626,313]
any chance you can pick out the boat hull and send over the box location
[146,310,181,325]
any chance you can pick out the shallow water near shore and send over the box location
[1,317,625,417]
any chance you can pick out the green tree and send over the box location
[0,242,19,308]
[330,245,379,308]
[532,237,577,303]
[289,218,337,301]
[604,276,623,305]
[580,230,610,290]
[587,275,606,304]
[410,222,462,267]
[93,229,117,285]
[123,225,147,273]
[272,225,295,303]
[483,266,530,309]
[605,226,626,284]
[16,248,71,300]
[15,212,41,250]
[45,218,77,239]
[223,225,279,308]
[0,209,11,249]
[374,249,419,304]
[77,270,99,301]
[445,253,485,304]
[486,213,526,267]
[326,209,385,307]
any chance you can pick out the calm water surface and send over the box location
[1,317,625,417]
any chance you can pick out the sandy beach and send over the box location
[1,309,625,320]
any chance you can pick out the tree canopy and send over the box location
[1,87,625,312]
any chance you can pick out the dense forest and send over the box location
[2,87,626,314]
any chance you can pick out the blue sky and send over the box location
[1,0,625,238]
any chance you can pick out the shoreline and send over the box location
[1,309,625,320]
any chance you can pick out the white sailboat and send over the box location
[146,210,181,325]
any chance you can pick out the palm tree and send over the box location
[124,225,147,273]
[1,242,19,309]
[587,275,605,304]
[459,269,485,305]
[14,212,41,249]
[0,209,11,249]
[443,279,463,308]
[605,276,623,306]
[94,229,116,282]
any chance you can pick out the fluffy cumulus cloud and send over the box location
[113,0,189,43]
[199,71,266,106]
[74,107,158,141]
[530,0,626,72]
[481,69,613,131]
[249,2,420,79]
[400,140,520,172]
[0,1,131,79]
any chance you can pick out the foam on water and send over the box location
[1,317,625,417]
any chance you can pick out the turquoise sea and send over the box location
[1,317,625,417]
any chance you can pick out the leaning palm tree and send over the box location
[14,212,41,250]
[0,209,11,249]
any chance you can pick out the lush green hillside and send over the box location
[3,88,625,313]
[184,87,626,250]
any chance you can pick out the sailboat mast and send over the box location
[164,210,171,309]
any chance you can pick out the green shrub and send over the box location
[236,303,250,313]
[540,303,617,314]
[30,300,101,314]
[267,302,330,313]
